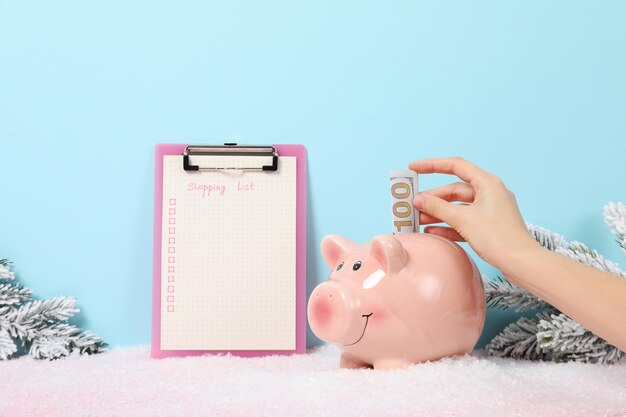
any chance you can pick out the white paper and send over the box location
[160,155,297,350]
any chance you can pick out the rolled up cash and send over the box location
[389,170,419,234]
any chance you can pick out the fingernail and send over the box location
[413,194,425,208]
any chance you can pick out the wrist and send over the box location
[495,238,546,284]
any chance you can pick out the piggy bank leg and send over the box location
[372,358,412,371]
[340,353,371,369]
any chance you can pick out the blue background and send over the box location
[1,1,625,349]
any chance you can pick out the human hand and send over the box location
[409,157,539,272]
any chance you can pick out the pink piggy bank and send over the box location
[308,233,486,370]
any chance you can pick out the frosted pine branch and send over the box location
[528,221,626,277]
[0,262,31,305]
[537,313,624,364]
[526,223,569,252]
[1,297,79,340]
[0,328,18,360]
[29,323,107,360]
[486,311,553,360]
[604,202,626,254]
[29,334,70,360]
[556,241,626,278]
[0,258,107,360]
[0,283,33,306]
[538,313,588,350]
[556,346,624,364]
[0,260,15,279]
[483,275,550,312]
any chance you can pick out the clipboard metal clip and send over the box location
[183,143,279,172]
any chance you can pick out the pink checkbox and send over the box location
[169,199,176,205]
[168,275,175,282]
[169,218,176,225]
[169,208,176,215]
[167,305,174,312]
[168,227,175,234]
[168,257,175,263]
[167,295,174,302]
[168,247,175,253]
[168,266,175,273]
[168,237,175,244]
[168,286,174,293]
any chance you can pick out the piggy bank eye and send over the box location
[336,262,344,271]
[352,261,362,271]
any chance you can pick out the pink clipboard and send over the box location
[151,144,307,358]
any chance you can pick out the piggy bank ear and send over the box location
[320,235,354,268]
[369,235,408,274]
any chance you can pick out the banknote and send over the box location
[389,170,419,234]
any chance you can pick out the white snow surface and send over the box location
[1,344,625,417]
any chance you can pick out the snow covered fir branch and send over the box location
[482,275,552,313]
[0,259,107,360]
[604,201,626,254]
[484,202,626,364]
[537,313,624,364]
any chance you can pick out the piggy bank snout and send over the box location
[308,282,355,343]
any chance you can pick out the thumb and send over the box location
[413,193,461,227]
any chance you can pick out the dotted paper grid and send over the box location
[160,155,297,350]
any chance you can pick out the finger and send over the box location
[408,157,493,186]
[413,193,463,227]
[420,212,444,225]
[419,201,469,224]
[423,226,466,242]
[423,182,475,203]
